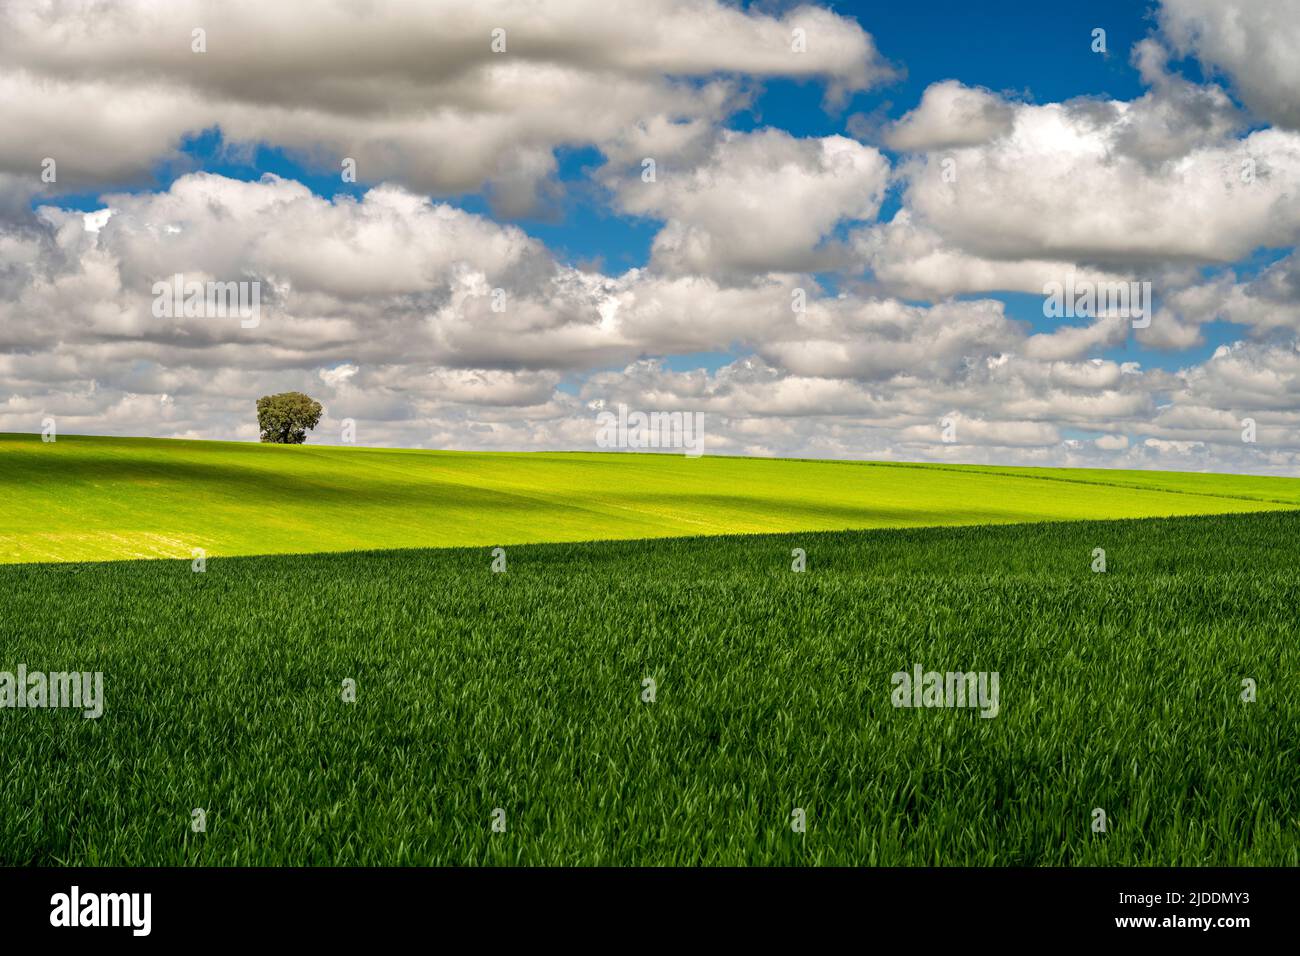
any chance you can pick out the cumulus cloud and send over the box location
[609,129,890,277]
[0,0,1298,476]
[1,166,1297,471]
[854,66,1298,301]
[854,212,1135,300]
[0,0,892,208]
[1143,251,1300,349]
[1178,341,1300,412]
[901,415,1060,448]
[884,80,1016,151]
[895,91,1300,269]
[1023,316,1131,362]
[1158,0,1300,131]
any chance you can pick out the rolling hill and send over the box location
[2,432,1296,865]
[3,432,1300,563]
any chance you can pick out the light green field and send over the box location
[3,432,1299,564]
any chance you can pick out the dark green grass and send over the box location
[1,511,1297,865]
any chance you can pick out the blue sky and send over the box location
[66,1,1163,247]
[5,0,1298,471]
[42,0,1233,377]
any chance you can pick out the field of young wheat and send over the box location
[2,511,1295,865]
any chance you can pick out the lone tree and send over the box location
[256,391,323,444]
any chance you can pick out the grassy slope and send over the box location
[4,433,1300,563]
[1,511,1295,865]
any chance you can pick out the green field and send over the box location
[1,512,1296,865]
[1,433,1296,865]
[4,433,1300,563]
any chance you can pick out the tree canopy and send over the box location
[256,392,323,444]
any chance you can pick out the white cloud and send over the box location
[0,0,892,208]
[1,168,1296,472]
[611,129,890,277]
[896,94,1300,268]
[855,212,1135,300]
[1024,316,1131,362]
[0,2,1298,476]
[854,68,1293,301]
[1143,252,1300,348]
[1159,0,1300,131]
[884,80,1016,151]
